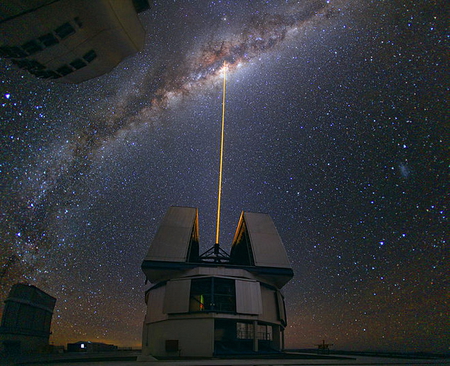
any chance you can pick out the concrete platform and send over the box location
[1,351,448,366]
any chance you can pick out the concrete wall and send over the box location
[143,318,214,357]
[260,285,279,324]
[141,267,290,358]
[145,285,167,323]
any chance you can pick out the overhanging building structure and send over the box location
[139,206,294,359]
[0,0,149,83]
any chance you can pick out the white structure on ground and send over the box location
[140,206,294,359]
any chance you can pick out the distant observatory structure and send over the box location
[139,64,293,359]
[0,283,56,354]
[0,0,150,83]
[139,207,294,358]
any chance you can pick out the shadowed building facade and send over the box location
[0,0,149,83]
[139,206,294,359]
[0,283,56,354]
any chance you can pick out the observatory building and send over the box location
[0,0,149,83]
[140,206,294,359]
[0,283,56,354]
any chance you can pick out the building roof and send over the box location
[144,206,199,263]
[142,206,199,282]
[142,207,293,287]
[230,212,291,269]
[145,206,198,262]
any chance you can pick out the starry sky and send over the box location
[1,0,448,353]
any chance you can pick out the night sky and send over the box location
[1,0,448,353]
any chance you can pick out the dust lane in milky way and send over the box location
[2,0,339,282]
[87,1,335,150]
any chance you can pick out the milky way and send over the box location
[1,0,448,353]
[2,0,335,279]
[86,0,335,146]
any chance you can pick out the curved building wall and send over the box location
[142,268,287,357]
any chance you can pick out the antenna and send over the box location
[200,62,230,263]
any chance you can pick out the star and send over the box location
[0,0,448,353]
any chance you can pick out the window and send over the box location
[74,17,83,28]
[0,18,80,63]
[56,65,73,76]
[257,324,272,340]
[237,323,272,340]
[11,59,44,72]
[21,40,43,55]
[214,278,236,312]
[190,278,210,311]
[83,50,97,63]
[55,22,75,39]
[189,277,235,313]
[165,340,179,352]
[237,322,254,339]
[34,70,60,79]
[70,58,86,70]
[133,0,150,13]
[0,46,27,58]
[39,33,59,47]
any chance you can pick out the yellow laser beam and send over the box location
[215,63,227,245]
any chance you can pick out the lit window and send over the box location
[190,278,211,311]
[237,323,272,340]
[257,324,272,340]
[189,278,235,313]
[237,322,254,339]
